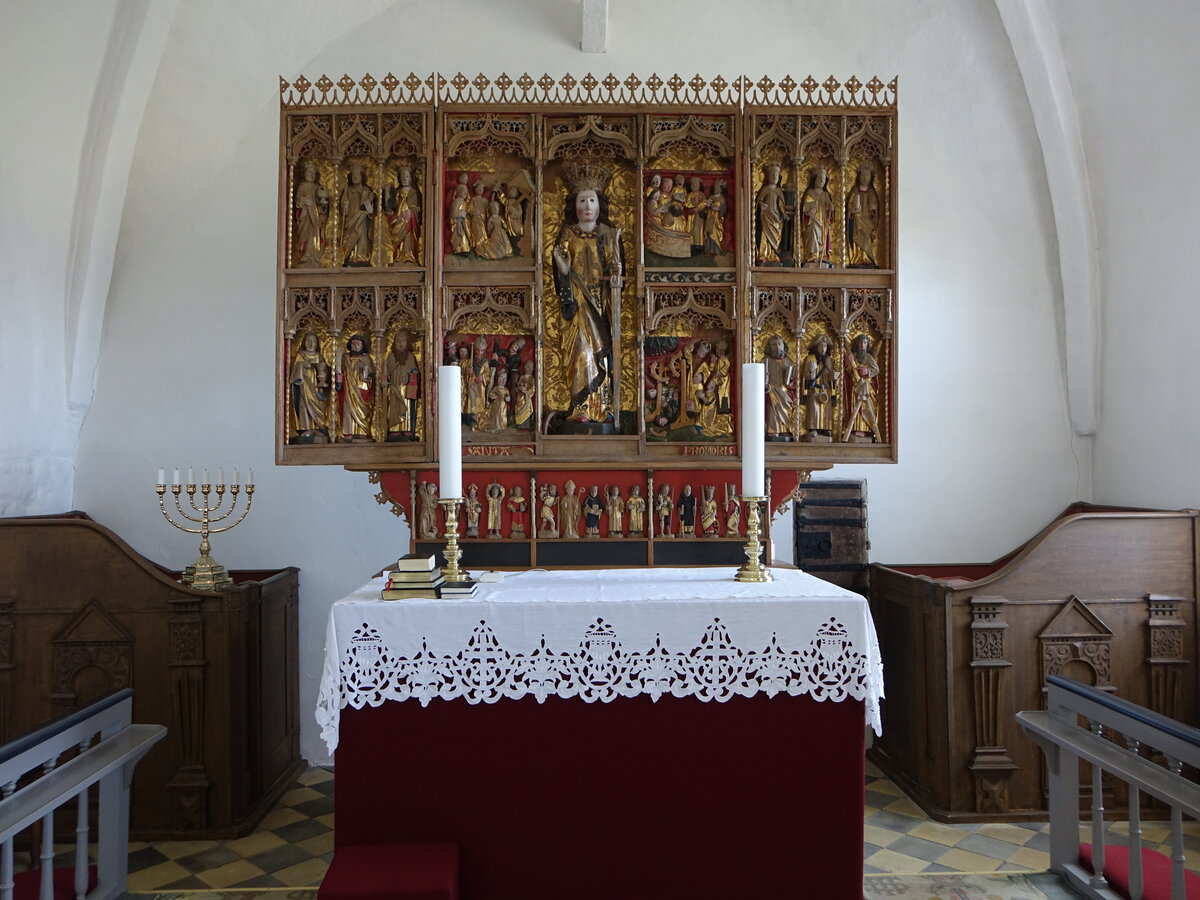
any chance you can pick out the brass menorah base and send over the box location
[183,554,233,591]
[734,496,772,583]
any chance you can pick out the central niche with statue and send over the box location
[275,72,897,561]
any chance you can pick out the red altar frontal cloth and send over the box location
[334,691,865,899]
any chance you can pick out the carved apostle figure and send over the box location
[724,483,742,536]
[626,485,646,536]
[763,335,795,441]
[418,481,440,539]
[560,481,582,539]
[383,329,420,440]
[800,166,835,267]
[584,486,604,537]
[704,180,729,258]
[386,164,422,266]
[655,484,673,537]
[506,486,528,537]
[486,481,506,538]
[336,334,374,441]
[464,483,482,538]
[294,161,329,267]
[846,166,880,267]
[289,332,329,440]
[755,164,786,264]
[843,334,882,442]
[605,486,624,537]
[677,484,697,537]
[800,333,837,442]
[340,163,375,266]
[700,485,719,537]
[538,484,560,538]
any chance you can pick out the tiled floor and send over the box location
[105,760,1198,892]
[124,768,334,893]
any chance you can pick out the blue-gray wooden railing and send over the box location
[1017,675,1200,900]
[0,690,165,900]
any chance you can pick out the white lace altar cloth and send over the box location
[316,566,883,753]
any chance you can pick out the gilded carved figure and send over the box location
[704,180,729,257]
[724,484,741,536]
[605,486,624,536]
[450,181,472,254]
[383,329,420,441]
[800,166,835,267]
[755,164,786,265]
[538,484,560,538]
[486,482,506,538]
[763,335,796,441]
[506,486,528,537]
[336,334,374,441]
[685,177,706,253]
[626,485,646,536]
[479,369,510,433]
[467,181,490,252]
[843,334,881,442]
[655,484,673,537]
[583,486,603,537]
[677,484,696,537]
[700,484,719,537]
[800,333,837,442]
[465,336,492,428]
[418,481,439,539]
[552,164,624,429]
[464,484,482,538]
[289,332,329,441]
[294,161,329,267]
[385,164,422,266]
[561,480,582,538]
[846,166,880,267]
[480,201,512,260]
[340,163,375,266]
[512,360,535,430]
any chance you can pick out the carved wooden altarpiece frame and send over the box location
[277,73,898,564]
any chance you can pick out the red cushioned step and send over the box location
[12,865,96,900]
[318,842,459,900]
[1081,843,1200,900]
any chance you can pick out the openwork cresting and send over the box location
[155,476,255,591]
[279,71,898,110]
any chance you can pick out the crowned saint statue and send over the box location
[551,160,625,434]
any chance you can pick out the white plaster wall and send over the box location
[1047,1,1200,510]
[0,3,122,515]
[69,0,1082,763]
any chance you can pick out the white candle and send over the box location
[247,468,253,486]
[187,467,194,485]
[157,468,164,485]
[217,467,224,485]
[203,468,210,484]
[741,363,766,497]
[233,468,240,485]
[438,365,463,499]
[172,468,180,486]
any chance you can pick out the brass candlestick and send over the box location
[734,496,772,583]
[156,477,255,591]
[438,498,472,584]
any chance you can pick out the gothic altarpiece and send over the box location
[277,73,897,566]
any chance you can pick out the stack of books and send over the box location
[380,554,443,600]
[439,577,478,599]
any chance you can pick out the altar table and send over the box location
[317,567,883,900]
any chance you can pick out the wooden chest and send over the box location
[792,479,868,593]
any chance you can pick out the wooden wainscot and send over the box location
[0,512,301,839]
[868,503,1200,822]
